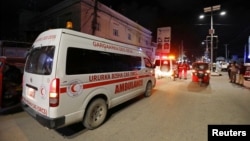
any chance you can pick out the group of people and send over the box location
[227,61,246,86]
[173,60,246,86]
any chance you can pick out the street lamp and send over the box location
[200,5,226,72]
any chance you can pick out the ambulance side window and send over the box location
[144,57,153,68]
[66,47,142,75]
[93,52,114,73]
[131,56,142,70]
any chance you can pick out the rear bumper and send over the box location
[22,101,65,129]
[192,74,210,82]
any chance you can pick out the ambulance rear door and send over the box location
[22,29,61,117]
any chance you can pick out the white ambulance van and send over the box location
[22,28,156,130]
[153,55,176,79]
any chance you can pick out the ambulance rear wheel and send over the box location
[83,98,107,130]
[144,82,152,97]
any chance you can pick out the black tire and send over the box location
[144,82,152,97]
[83,98,107,130]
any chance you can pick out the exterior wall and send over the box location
[80,2,94,34]
[79,0,154,58]
[23,0,155,59]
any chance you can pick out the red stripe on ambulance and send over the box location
[59,75,150,94]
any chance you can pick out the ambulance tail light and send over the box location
[49,78,60,107]
[161,55,175,60]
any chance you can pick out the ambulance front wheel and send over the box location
[83,98,108,130]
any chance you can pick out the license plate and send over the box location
[27,87,36,99]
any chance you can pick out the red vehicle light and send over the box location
[49,78,60,107]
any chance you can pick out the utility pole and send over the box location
[92,0,98,35]
[224,44,228,61]
[205,39,209,62]
[204,5,221,72]
[244,44,247,63]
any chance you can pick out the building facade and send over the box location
[20,0,156,60]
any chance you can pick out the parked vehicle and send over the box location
[243,63,250,88]
[220,61,228,72]
[0,57,23,110]
[191,62,210,86]
[0,40,31,111]
[153,55,176,79]
[22,29,156,130]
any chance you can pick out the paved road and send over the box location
[0,71,250,141]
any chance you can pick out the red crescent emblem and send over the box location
[41,88,44,96]
[71,84,77,93]
[67,80,82,97]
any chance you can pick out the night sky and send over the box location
[99,0,250,58]
[1,0,250,59]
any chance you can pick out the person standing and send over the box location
[182,61,189,79]
[227,62,232,80]
[237,62,246,86]
[216,61,221,72]
[230,62,238,83]
[172,62,178,78]
[178,62,183,79]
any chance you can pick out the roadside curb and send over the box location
[211,72,222,76]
